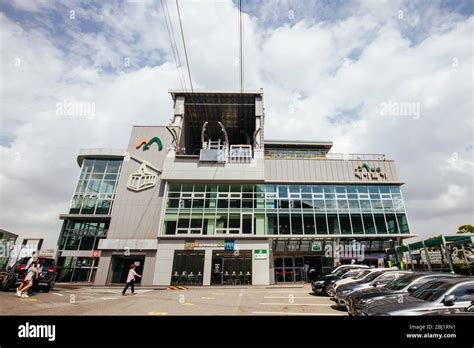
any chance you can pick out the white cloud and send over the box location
[0,1,472,248]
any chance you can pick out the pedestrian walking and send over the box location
[308,267,318,282]
[122,263,141,296]
[16,261,39,298]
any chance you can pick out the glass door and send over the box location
[283,257,294,282]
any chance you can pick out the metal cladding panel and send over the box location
[108,126,173,240]
[264,159,400,183]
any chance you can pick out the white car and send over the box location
[329,264,369,275]
[333,268,374,290]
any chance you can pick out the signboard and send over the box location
[224,240,235,251]
[184,241,226,250]
[254,249,268,260]
[92,250,100,258]
[312,241,322,252]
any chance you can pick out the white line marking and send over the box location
[52,293,64,297]
[252,311,345,316]
[259,303,331,306]
[264,296,327,299]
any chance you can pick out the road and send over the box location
[0,284,346,316]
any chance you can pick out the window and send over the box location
[303,214,315,234]
[279,214,290,235]
[315,214,328,234]
[363,214,376,234]
[448,283,474,302]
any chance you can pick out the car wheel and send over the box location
[326,285,335,297]
[42,286,51,293]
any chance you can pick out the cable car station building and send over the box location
[55,90,415,286]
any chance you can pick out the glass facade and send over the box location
[69,159,122,215]
[58,220,109,251]
[162,184,409,235]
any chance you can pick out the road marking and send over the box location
[259,302,331,306]
[211,292,225,295]
[148,312,168,315]
[182,303,194,306]
[232,289,244,315]
[167,286,188,290]
[18,298,37,302]
[100,297,119,300]
[264,296,327,299]
[52,293,64,297]
[252,311,345,316]
[201,297,215,300]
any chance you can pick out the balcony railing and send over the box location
[264,149,386,161]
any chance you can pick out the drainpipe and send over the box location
[441,235,455,273]
[421,240,432,272]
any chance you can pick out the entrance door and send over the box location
[109,256,145,284]
[211,257,223,285]
[283,258,294,282]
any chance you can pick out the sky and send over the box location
[0,0,473,249]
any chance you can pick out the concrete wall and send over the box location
[153,238,270,286]
[265,159,400,183]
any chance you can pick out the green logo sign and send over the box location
[312,242,322,252]
[254,249,268,260]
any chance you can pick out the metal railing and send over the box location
[264,149,385,161]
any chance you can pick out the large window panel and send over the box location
[374,214,387,234]
[362,214,376,234]
[278,214,290,235]
[303,214,315,234]
[327,214,340,234]
[397,214,409,233]
[339,215,352,234]
[385,214,399,234]
[291,214,303,234]
[350,214,364,234]
[266,213,278,235]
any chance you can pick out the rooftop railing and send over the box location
[264,149,386,161]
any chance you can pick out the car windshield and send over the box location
[386,274,419,290]
[410,280,452,302]
[332,268,352,277]
[361,271,385,283]
[353,270,371,279]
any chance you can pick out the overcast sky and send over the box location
[0,0,473,249]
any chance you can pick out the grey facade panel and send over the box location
[107,126,172,240]
[264,159,400,183]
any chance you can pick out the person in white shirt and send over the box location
[16,261,39,298]
[122,263,141,296]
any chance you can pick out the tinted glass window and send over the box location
[411,281,452,302]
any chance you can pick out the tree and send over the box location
[457,224,474,234]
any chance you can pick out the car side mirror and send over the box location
[407,286,417,293]
[373,281,380,287]
[6,266,11,271]
[443,294,457,306]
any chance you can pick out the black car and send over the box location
[422,301,474,316]
[334,270,410,308]
[1,257,57,293]
[361,277,474,316]
[311,265,368,296]
[348,272,459,316]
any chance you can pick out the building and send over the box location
[0,229,18,270]
[55,90,415,286]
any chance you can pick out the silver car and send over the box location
[363,277,474,316]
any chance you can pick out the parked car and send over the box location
[349,272,459,316]
[334,270,411,307]
[1,257,57,293]
[422,301,474,316]
[333,269,378,291]
[327,264,369,275]
[361,277,474,316]
[312,265,369,296]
